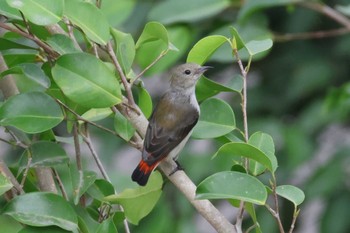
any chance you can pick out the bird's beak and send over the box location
[196,66,213,75]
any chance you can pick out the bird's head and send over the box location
[170,63,211,91]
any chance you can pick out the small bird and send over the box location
[132,63,211,186]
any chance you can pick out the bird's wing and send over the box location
[142,94,199,165]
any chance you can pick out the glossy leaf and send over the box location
[87,179,115,201]
[0,38,35,50]
[20,141,69,169]
[0,63,50,91]
[196,75,243,101]
[276,185,305,207]
[0,92,64,133]
[111,28,135,74]
[51,53,121,108]
[187,35,228,65]
[135,22,169,49]
[96,217,118,233]
[64,1,110,45]
[0,0,21,19]
[196,171,267,205]
[114,111,136,141]
[245,39,273,56]
[80,108,112,123]
[3,192,78,232]
[192,98,235,139]
[46,34,80,55]
[0,173,13,196]
[71,168,97,205]
[135,22,173,71]
[104,171,163,225]
[7,0,63,25]
[149,0,230,25]
[213,142,274,172]
[248,132,278,175]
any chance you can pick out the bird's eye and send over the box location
[184,70,191,75]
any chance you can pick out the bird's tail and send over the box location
[131,160,158,186]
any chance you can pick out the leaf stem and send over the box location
[106,41,136,107]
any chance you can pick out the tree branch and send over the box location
[117,99,236,233]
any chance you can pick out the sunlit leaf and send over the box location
[104,171,163,225]
[7,0,63,25]
[196,171,267,205]
[192,98,235,139]
[0,173,13,196]
[3,192,78,232]
[52,53,121,108]
[64,0,110,44]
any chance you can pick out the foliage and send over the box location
[0,0,349,233]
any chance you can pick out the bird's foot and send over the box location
[169,160,183,176]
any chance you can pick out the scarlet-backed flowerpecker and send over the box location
[132,63,211,186]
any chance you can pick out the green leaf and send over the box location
[111,28,135,74]
[230,27,246,50]
[0,92,64,133]
[149,0,230,25]
[19,141,69,170]
[135,22,173,72]
[7,0,63,25]
[87,179,115,201]
[237,0,302,22]
[245,39,273,56]
[51,53,122,108]
[196,75,243,101]
[80,108,113,123]
[196,171,267,205]
[71,166,97,205]
[0,63,50,91]
[96,217,118,233]
[135,22,169,49]
[0,38,35,50]
[46,34,80,55]
[276,185,305,207]
[64,0,110,45]
[192,98,235,139]
[114,111,136,141]
[3,192,78,232]
[187,35,229,65]
[248,132,278,175]
[137,86,153,118]
[19,226,71,233]
[213,142,274,172]
[104,171,163,225]
[0,173,13,196]
[0,215,23,233]
[0,0,21,19]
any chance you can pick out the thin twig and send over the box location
[131,49,168,85]
[0,22,59,58]
[265,203,285,233]
[274,28,350,42]
[20,156,32,188]
[56,99,138,148]
[0,161,25,195]
[106,41,136,107]
[298,2,350,29]
[73,123,82,171]
[80,126,131,233]
[288,209,300,233]
[53,168,68,201]
[62,17,81,50]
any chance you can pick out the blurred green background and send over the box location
[2,0,350,232]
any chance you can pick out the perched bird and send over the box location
[132,63,211,186]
